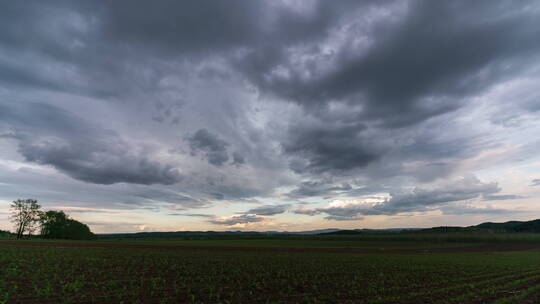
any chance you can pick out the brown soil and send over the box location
[1,240,540,254]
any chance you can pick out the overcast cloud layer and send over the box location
[1,0,540,232]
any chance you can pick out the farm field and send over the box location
[1,239,540,303]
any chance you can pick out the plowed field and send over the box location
[1,240,539,303]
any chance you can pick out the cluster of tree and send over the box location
[10,199,95,240]
[0,229,12,238]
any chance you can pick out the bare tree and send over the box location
[10,199,42,239]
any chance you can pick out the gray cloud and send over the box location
[263,0,540,176]
[231,151,245,166]
[187,129,230,166]
[0,102,182,185]
[283,121,380,173]
[17,140,181,185]
[209,214,264,226]
[243,204,290,216]
[324,215,363,221]
[187,129,246,167]
[134,189,210,209]
[2,1,540,119]
[0,166,207,211]
[440,204,519,215]
[531,179,540,187]
[3,1,538,180]
[293,209,322,216]
[96,0,344,57]
[378,176,500,214]
[168,213,213,218]
[483,194,523,201]
[287,180,353,198]
[56,208,121,214]
[249,1,540,126]
[298,176,503,219]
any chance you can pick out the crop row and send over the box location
[1,244,539,303]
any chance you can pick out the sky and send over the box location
[1,0,540,233]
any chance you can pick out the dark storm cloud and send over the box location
[209,214,264,226]
[283,122,380,173]
[0,102,182,185]
[0,2,118,97]
[187,129,230,166]
[243,204,290,216]
[0,0,357,97]
[94,0,372,57]
[18,141,180,185]
[0,165,211,211]
[241,0,540,176]
[98,0,266,55]
[0,60,64,92]
[0,0,333,98]
[3,0,539,178]
[3,1,540,110]
[188,129,229,154]
[0,0,539,228]
[231,152,245,166]
[249,1,540,126]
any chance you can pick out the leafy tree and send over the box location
[40,210,95,240]
[39,210,67,236]
[10,199,42,239]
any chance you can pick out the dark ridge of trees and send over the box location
[9,199,95,240]
[40,210,95,240]
[0,229,12,238]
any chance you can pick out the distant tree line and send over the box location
[10,199,95,240]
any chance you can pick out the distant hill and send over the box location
[512,219,540,232]
[289,229,342,235]
[475,221,525,231]
[97,219,540,240]
[416,219,540,233]
[100,231,259,239]
[97,229,360,240]
[315,219,540,235]
[99,228,423,239]
[319,228,422,235]
[321,230,364,235]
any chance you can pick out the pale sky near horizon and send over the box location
[1,0,540,233]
